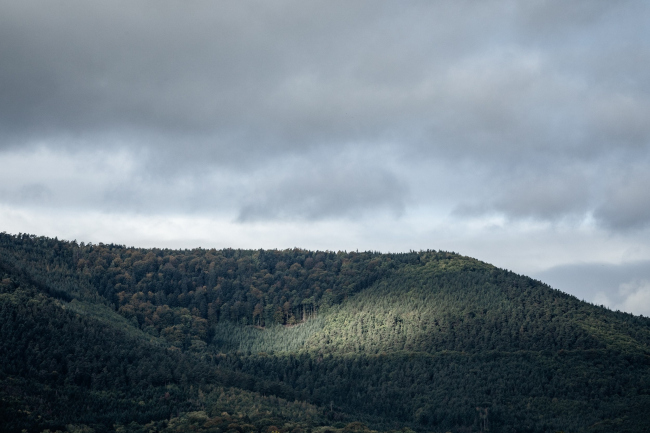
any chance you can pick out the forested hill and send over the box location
[1,233,649,433]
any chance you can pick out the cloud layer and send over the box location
[2,0,649,228]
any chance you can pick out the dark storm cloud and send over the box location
[1,0,649,226]
[1,0,448,149]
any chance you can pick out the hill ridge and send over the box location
[1,232,649,433]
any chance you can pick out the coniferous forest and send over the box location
[1,232,649,433]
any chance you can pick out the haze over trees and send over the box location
[1,232,649,433]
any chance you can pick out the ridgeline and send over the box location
[1,233,649,433]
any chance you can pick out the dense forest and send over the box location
[1,232,649,433]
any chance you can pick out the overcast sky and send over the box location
[1,0,649,315]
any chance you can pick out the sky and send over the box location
[1,0,649,315]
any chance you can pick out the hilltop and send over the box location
[1,233,649,433]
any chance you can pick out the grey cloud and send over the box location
[0,183,52,206]
[613,279,650,316]
[451,153,650,231]
[18,183,51,202]
[0,0,649,227]
[449,149,650,230]
[0,145,407,222]
[451,162,595,223]
[238,164,407,222]
[594,166,650,230]
[534,260,650,315]
[516,0,622,39]
[589,94,650,150]
[1,1,431,146]
[2,0,638,156]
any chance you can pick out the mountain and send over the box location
[1,232,649,433]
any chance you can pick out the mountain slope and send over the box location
[0,265,337,433]
[210,257,650,432]
[1,233,649,433]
